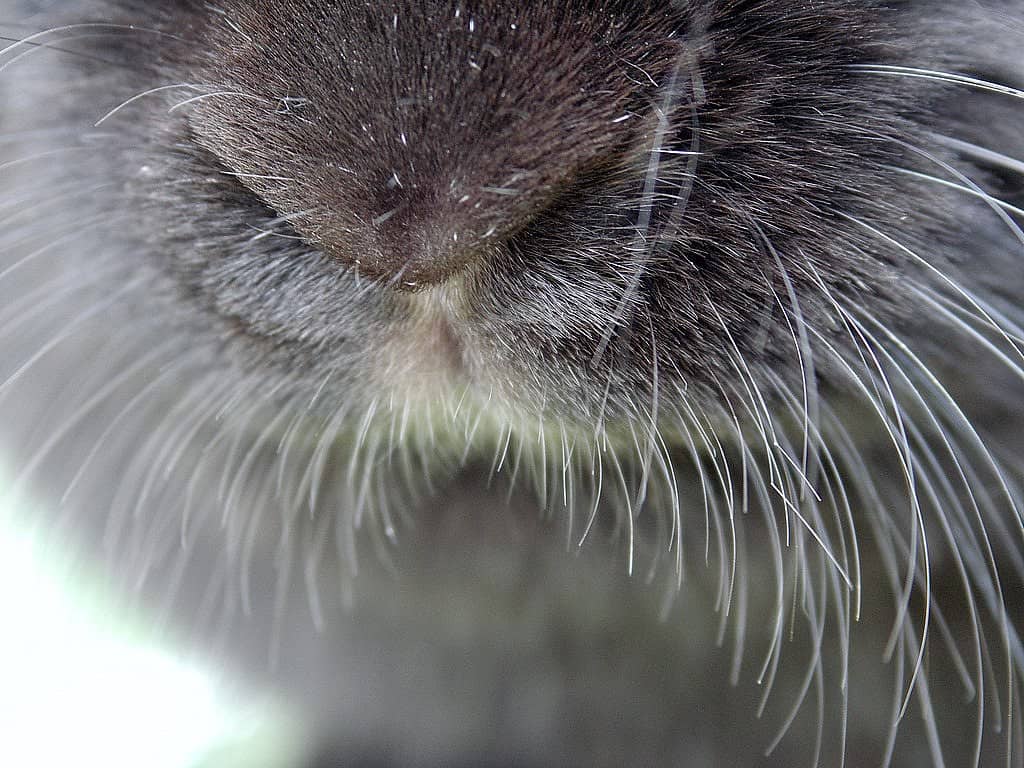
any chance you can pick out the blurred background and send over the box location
[0,466,304,768]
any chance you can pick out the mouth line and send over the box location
[434,315,466,375]
[381,282,474,391]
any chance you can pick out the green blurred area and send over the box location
[0,472,303,768]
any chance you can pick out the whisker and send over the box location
[851,64,1024,101]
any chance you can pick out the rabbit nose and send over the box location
[358,167,547,287]
[184,2,685,288]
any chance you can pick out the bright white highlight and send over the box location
[0,473,302,768]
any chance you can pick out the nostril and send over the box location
[370,213,480,287]
[367,211,492,288]
[366,184,476,287]
[356,172,542,288]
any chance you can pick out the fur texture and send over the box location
[3,0,1024,765]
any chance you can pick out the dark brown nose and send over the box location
[186,2,684,288]
[359,170,549,287]
[236,126,631,289]
[265,159,568,288]
[366,197,491,287]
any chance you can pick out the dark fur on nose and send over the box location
[366,174,527,286]
[183,0,684,287]
[355,133,616,286]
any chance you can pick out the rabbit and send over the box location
[3,0,1024,765]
